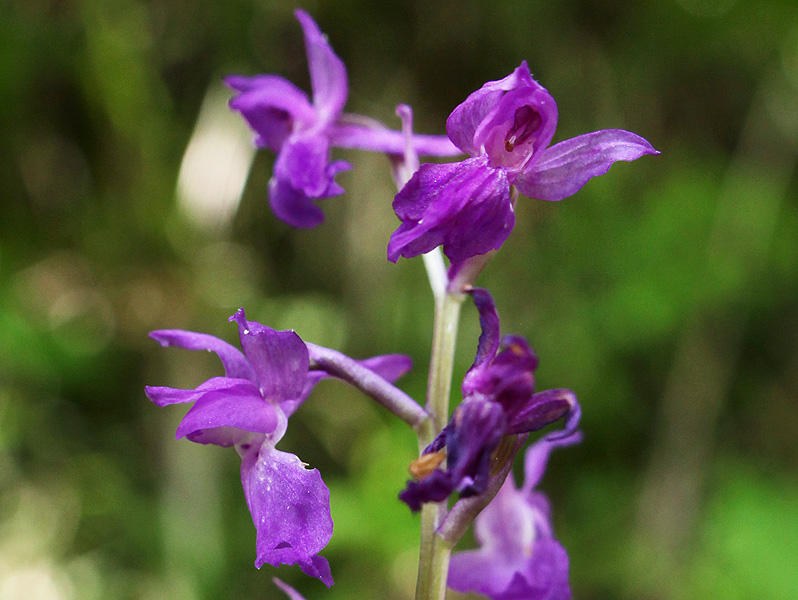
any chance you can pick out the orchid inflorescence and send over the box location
[147,10,657,600]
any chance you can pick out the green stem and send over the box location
[414,289,464,600]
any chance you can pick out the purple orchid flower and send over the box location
[145,308,412,586]
[399,288,580,512]
[226,10,459,229]
[387,61,659,266]
[447,429,582,600]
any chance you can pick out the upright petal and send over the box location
[295,9,347,125]
[464,287,501,375]
[446,62,542,156]
[229,309,310,403]
[515,129,659,201]
[241,444,334,587]
[149,330,256,383]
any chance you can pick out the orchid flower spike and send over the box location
[226,10,459,228]
[146,309,412,586]
[388,61,659,268]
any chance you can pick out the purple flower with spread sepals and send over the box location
[447,429,582,600]
[146,308,412,586]
[388,61,659,266]
[227,10,459,229]
[399,288,580,511]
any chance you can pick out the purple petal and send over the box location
[448,546,520,598]
[493,541,571,600]
[241,444,333,585]
[229,309,310,402]
[272,578,306,600]
[448,474,533,596]
[472,82,558,173]
[523,428,583,493]
[387,156,513,264]
[474,472,535,556]
[515,129,659,201]
[268,176,326,229]
[448,400,508,497]
[327,122,461,156]
[398,470,454,513]
[225,75,316,151]
[449,444,575,600]
[506,388,574,435]
[463,335,538,415]
[149,330,256,383]
[357,353,413,383]
[268,149,351,229]
[274,135,331,197]
[281,370,327,419]
[145,376,252,407]
[446,62,540,156]
[298,555,333,588]
[400,400,507,512]
[464,287,501,376]
[295,9,347,124]
[492,335,538,372]
[321,159,352,197]
[175,382,282,443]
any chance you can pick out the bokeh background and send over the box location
[2,0,797,598]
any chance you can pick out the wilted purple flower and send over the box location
[388,61,659,266]
[399,288,580,511]
[447,429,582,600]
[226,10,459,229]
[146,308,411,586]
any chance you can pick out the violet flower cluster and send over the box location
[399,288,580,512]
[148,8,657,599]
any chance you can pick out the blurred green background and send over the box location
[1,0,797,598]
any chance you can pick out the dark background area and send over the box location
[1,0,796,599]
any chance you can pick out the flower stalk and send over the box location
[414,285,465,600]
